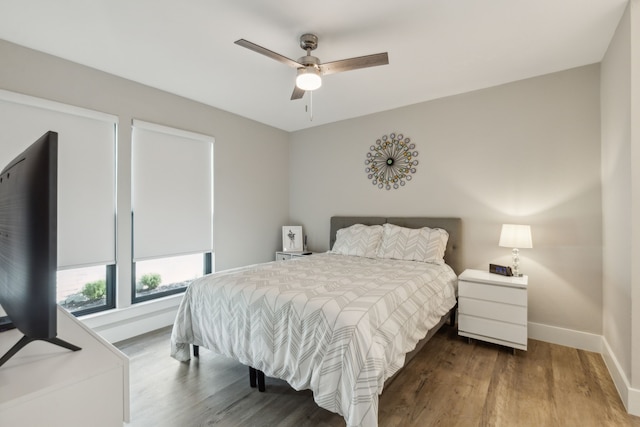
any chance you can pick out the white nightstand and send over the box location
[458,269,528,352]
[275,251,314,261]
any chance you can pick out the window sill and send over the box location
[80,293,184,343]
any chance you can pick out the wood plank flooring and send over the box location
[115,325,640,427]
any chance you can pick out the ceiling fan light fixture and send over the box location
[296,66,322,91]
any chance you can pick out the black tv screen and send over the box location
[0,131,79,367]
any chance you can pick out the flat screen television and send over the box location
[0,131,80,367]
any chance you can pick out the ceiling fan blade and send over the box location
[291,85,305,100]
[234,39,301,69]
[320,52,389,76]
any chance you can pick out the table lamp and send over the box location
[498,224,532,277]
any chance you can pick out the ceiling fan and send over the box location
[235,33,389,100]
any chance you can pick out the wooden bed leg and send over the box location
[249,367,257,388]
[192,345,199,358]
[257,370,265,392]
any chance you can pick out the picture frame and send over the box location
[282,226,303,252]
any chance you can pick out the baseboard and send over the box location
[601,337,640,416]
[528,321,602,353]
[630,387,640,416]
[80,294,182,343]
[602,338,630,410]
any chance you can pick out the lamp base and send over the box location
[511,247,521,277]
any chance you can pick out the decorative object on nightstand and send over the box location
[282,226,303,252]
[498,224,532,277]
[458,269,528,352]
[275,251,314,261]
[365,132,418,190]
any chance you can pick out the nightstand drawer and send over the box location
[459,280,526,306]
[459,314,527,346]
[459,297,527,325]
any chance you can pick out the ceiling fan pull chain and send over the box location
[309,91,313,121]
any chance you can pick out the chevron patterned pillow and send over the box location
[330,224,383,258]
[376,223,449,264]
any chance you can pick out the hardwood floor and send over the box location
[115,325,640,427]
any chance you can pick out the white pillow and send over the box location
[331,224,383,258]
[376,223,448,264]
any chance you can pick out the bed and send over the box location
[170,216,461,427]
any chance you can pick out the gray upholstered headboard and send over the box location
[329,216,462,275]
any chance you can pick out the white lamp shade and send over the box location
[499,224,533,249]
[296,67,322,91]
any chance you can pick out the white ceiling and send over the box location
[0,0,628,132]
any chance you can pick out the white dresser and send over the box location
[458,269,528,351]
[0,306,129,426]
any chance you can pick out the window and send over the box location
[131,120,214,303]
[132,253,212,303]
[57,265,116,315]
[0,90,117,316]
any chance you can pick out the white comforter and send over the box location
[170,253,457,427]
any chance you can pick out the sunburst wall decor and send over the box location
[365,133,418,190]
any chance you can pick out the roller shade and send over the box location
[0,90,116,269]
[131,120,213,262]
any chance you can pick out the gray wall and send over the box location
[601,2,633,386]
[0,39,290,309]
[632,0,640,391]
[290,64,603,334]
[601,0,640,393]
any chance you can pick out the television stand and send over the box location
[0,334,81,368]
